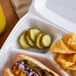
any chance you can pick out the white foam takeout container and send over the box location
[0,0,75,76]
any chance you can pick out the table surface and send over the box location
[0,0,19,48]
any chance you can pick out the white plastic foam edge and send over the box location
[32,0,76,32]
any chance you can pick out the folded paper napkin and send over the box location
[10,0,32,18]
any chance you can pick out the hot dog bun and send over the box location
[4,54,59,76]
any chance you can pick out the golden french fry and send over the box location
[71,71,76,76]
[69,65,76,70]
[63,32,76,50]
[56,54,76,69]
[50,32,76,72]
[51,39,76,54]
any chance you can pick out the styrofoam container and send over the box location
[0,0,75,76]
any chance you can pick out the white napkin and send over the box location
[10,0,32,18]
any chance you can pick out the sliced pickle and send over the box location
[28,28,40,41]
[18,32,31,49]
[35,33,44,49]
[26,34,34,47]
[41,34,51,47]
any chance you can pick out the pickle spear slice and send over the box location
[35,33,43,49]
[26,34,34,47]
[41,34,51,47]
[18,32,31,49]
[28,28,40,41]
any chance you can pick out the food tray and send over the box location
[0,0,74,76]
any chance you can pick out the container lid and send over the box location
[29,0,76,32]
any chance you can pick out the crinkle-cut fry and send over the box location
[56,54,76,69]
[50,39,76,54]
[63,32,76,50]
